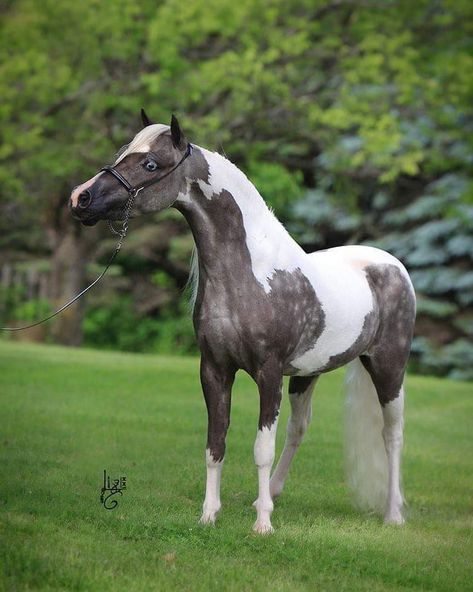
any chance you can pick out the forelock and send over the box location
[115,124,170,163]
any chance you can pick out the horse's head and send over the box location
[70,112,190,225]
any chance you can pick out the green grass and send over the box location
[0,341,472,591]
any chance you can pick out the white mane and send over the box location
[184,148,290,308]
[196,148,305,293]
[115,124,169,163]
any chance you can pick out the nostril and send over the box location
[78,190,92,209]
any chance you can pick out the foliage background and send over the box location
[0,0,472,378]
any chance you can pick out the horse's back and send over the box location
[307,244,416,329]
[307,244,415,305]
[309,245,412,282]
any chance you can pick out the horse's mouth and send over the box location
[81,218,99,226]
[71,205,123,226]
[70,209,101,226]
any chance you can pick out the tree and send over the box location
[1,0,472,377]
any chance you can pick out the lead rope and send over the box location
[0,192,136,332]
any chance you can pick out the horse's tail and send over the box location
[344,358,388,514]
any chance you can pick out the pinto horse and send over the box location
[71,113,416,534]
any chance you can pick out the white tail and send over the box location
[344,358,388,514]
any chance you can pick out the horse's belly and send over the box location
[287,265,376,375]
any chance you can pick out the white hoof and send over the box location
[199,512,217,525]
[199,505,220,525]
[384,510,405,525]
[253,520,274,535]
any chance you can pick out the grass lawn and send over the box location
[0,341,472,591]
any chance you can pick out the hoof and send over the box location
[384,511,405,525]
[199,510,219,525]
[253,520,274,535]
[199,513,216,525]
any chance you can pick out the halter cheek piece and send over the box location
[99,142,192,238]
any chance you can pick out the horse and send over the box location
[70,112,416,534]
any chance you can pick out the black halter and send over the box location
[0,142,193,332]
[100,143,193,198]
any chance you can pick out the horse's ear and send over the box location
[141,108,154,127]
[170,114,185,149]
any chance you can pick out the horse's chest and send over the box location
[194,269,325,369]
[194,285,275,361]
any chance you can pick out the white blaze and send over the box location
[70,172,103,208]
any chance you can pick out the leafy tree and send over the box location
[1,0,472,377]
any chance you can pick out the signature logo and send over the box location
[100,469,126,510]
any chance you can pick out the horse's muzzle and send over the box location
[70,193,99,226]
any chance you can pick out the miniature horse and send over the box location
[71,113,416,534]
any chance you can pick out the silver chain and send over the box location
[1,191,138,331]
[107,189,139,249]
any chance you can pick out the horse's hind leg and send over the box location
[382,387,405,524]
[360,263,415,523]
[270,375,317,499]
[360,355,406,524]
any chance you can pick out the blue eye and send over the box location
[144,159,158,172]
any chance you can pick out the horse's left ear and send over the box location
[141,108,154,127]
[170,114,185,149]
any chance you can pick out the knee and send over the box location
[254,425,277,467]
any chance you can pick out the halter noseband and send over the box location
[100,143,193,198]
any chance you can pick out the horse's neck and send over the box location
[176,147,303,288]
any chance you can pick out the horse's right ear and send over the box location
[170,114,185,149]
[141,108,154,127]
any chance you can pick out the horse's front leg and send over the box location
[199,355,235,525]
[253,358,283,534]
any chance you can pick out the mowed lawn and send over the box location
[0,342,472,591]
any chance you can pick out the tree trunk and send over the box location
[46,194,92,347]
[49,222,87,346]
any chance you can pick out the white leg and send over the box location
[199,449,223,525]
[253,419,279,534]
[382,388,405,524]
[270,378,315,499]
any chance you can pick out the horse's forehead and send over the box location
[143,134,168,152]
[115,129,171,163]
[132,136,160,154]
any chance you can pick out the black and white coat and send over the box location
[71,119,416,534]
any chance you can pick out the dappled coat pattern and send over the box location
[70,114,416,534]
